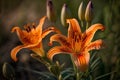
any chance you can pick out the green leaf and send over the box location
[61,68,75,80]
[61,68,74,75]
[90,57,101,71]
[18,67,55,79]
[95,71,116,80]
[63,73,75,80]
[90,52,97,63]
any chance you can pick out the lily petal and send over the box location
[47,46,71,60]
[82,23,105,47]
[42,27,61,39]
[49,34,71,47]
[67,18,82,41]
[36,16,46,35]
[11,42,43,61]
[11,27,29,44]
[86,39,103,51]
[73,52,90,72]
[11,45,30,62]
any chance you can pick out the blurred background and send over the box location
[0,0,120,80]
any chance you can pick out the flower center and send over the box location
[72,32,82,53]
[24,23,36,32]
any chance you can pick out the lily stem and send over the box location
[76,72,80,80]
[58,74,62,80]
[81,21,84,28]
[86,22,91,29]
[70,55,76,73]
[70,55,80,80]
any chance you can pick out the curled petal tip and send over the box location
[11,27,20,33]
[11,50,18,62]
[11,53,18,62]
[43,16,47,18]
[98,24,105,31]
[48,42,52,46]
[93,23,105,31]
[13,58,18,62]
[11,45,25,62]
[40,16,47,22]
[49,27,61,34]
[101,41,105,48]
[102,26,105,31]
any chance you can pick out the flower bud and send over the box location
[61,4,71,27]
[2,62,15,79]
[85,1,93,22]
[46,0,56,22]
[78,1,85,21]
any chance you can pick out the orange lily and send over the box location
[47,18,105,72]
[11,16,60,62]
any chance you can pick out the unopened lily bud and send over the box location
[85,1,93,22]
[61,4,71,27]
[78,1,85,21]
[2,62,15,79]
[46,0,56,22]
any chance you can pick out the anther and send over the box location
[26,23,31,32]
[24,24,31,32]
[32,23,36,29]
[24,25,29,32]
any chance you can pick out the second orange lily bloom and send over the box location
[47,18,105,72]
[11,16,60,62]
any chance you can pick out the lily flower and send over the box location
[11,16,60,62]
[47,18,105,72]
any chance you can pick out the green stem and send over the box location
[70,55,76,73]
[58,74,62,80]
[86,22,91,29]
[76,72,80,80]
[70,55,80,80]
[81,21,84,28]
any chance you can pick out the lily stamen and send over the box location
[32,23,36,29]
[24,24,31,32]
[11,16,60,61]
